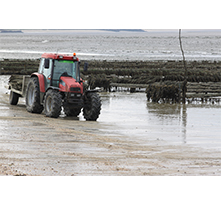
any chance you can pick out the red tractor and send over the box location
[19,53,101,120]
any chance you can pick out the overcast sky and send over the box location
[1,0,220,29]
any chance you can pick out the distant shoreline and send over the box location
[0,30,23,33]
[1,29,221,34]
[1,29,147,34]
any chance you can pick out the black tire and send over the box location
[44,89,62,118]
[26,77,44,113]
[64,106,81,117]
[83,92,101,121]
[9,91,19,105]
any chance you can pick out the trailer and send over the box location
[8,75,30,105]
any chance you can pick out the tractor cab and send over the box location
[38,53,82,91]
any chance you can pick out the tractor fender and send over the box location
[83,89,100,100]
[31,73,45,93]
[45,86,60,92]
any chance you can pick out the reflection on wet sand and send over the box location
[100,92,220,149]
[181,104,187,144]
[145,101,221,148]
[146,103,188,144]
[148,103,187,144]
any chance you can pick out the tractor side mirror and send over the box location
[44,59,50,69]
[84,62,88,72]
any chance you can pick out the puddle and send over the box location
[98,92,221,149]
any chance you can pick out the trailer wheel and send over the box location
[9,91,19,105]
[83,92,101,121]
[26,77,44,113]
[44,89,62,118]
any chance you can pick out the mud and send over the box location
[0,75,221,176]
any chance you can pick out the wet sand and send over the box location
[0,75,221,175]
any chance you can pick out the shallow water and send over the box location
[97,92,221,149]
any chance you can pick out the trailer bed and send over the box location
[8,75,30,97]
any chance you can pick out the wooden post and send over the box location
[179,29,187,104]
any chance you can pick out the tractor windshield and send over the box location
[53,60,78,79]
[52,60,80,87]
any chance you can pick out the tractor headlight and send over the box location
[70,93,82,97]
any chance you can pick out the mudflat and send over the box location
[0,75,221,176]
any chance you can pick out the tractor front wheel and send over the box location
[83,92,101,121]
[44,89,62,118]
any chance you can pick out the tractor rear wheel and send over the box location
[9,91,19,105]
[44,89,62,118]
[26,77,44,113]
[83,92,101,121]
